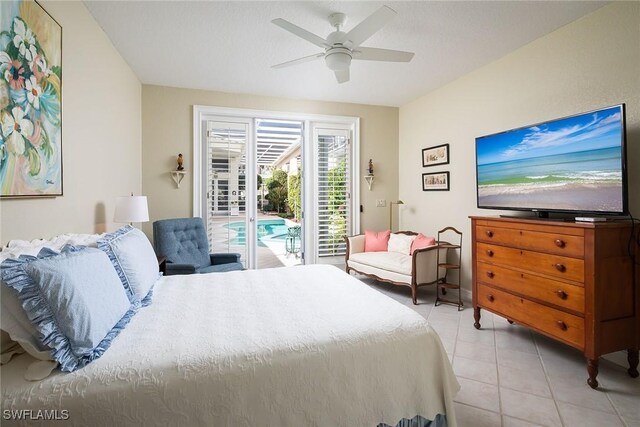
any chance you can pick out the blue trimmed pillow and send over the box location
[97,226,159,306]
[0,245,139,372]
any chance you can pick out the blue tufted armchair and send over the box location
[153,217,243,275]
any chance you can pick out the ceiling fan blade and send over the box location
[353,47,414,62]
[272,53,324,69]
[345,5,397,48]
[334,69,350,84]
[272,18,330,49]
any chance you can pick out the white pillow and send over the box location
[2,233,104,262]
[1,283,52,361]
[388,233,416,255]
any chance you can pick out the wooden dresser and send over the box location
[470,216,639,388]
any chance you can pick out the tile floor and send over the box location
[355,275,640,427]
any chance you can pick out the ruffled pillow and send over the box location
[0,245,138,372]
[2,233,104,261]
[364,230,391,252]
[0,233,105,365]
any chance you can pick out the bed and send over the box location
[1,264,458,426]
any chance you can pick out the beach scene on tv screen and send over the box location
[477,106,624,213]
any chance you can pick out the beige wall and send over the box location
[0,1,142,244]
[141,85,399,237]
[398,2,640,291]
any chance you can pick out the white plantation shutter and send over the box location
[316,130,351,257]
[206,120,248,262]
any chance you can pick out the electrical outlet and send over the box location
[376,199,386,207]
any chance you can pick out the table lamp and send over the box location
[114,194,149,225]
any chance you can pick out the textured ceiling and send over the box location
[84,1,607,107]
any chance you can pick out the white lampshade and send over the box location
[114,196,149,223]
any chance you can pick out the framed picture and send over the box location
[422,143,449,168]
[422,171,450,191]
[0,0,63,198]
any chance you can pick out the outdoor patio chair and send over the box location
[285,225,301,257]
[153,217,244,275]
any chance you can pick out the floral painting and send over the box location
[0,0,62,197]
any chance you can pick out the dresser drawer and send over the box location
[477,284,585,349]
[476,242,584,283]
[476,225,584,259]
[477,262,585,313]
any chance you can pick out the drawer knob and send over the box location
[555,239,566,248]
[555,290,568,299]
[487,294,495,302]
[486,271,495,279]
[556,320,568,331]
[486,230,494,238]
[555,263,566,272]
[486,249,494,257]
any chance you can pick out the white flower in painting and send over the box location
[12,18,38,61]
[1,106,33,155]
[25,75,42,110]
[0,51,10,73]
[31,54,52,80]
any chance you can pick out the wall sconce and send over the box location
[389,200,404,231]
[365,158,374,190]
[170,153,187,188]
[364,175,374,190]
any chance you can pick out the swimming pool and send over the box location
[226,218,297,246]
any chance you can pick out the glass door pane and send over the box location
[206,120,249,267]
[255,119,304,268]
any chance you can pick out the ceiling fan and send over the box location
[271,5,414,84]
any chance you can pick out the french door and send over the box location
[310,124,353,264]
[194,106,359,269]
[204,118,254,268]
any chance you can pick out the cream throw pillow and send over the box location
[388,233,416,255]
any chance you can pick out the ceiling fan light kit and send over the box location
[272,5,414,84]
[325,48,352,71]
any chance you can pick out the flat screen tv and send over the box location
[475,104,628,217]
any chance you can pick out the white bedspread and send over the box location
[1,265,459,426]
